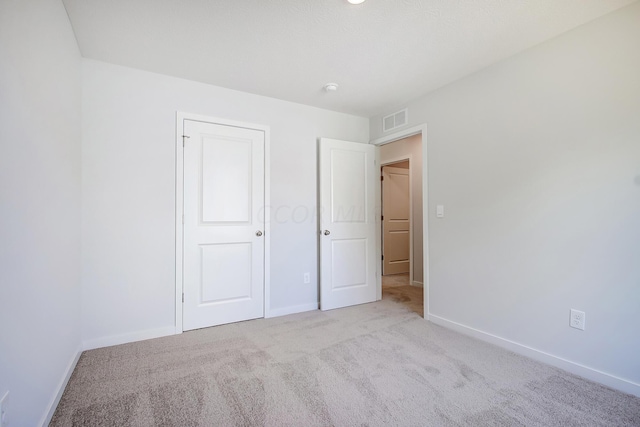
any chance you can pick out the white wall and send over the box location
[0,0,82,425]
[371,3,640,393]
[379,135,424,284]
[81,59,369,346]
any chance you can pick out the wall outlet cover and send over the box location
[570,309,586,330]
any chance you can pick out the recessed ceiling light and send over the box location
[348,0,366,4]
[323,83,339,92]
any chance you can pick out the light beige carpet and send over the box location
[382,273,423,316]
[51,300,640,426]
[381,273,411,288]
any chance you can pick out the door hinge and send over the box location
[382,254,384,261]
[182,214,184,224]
[381,175,384,181]
[381,215,384,220]
[182,135,190,147]
[182,293,184,303]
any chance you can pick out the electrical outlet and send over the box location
[303,273,310,284]
[1,391,9,427]
[570,309,586,330]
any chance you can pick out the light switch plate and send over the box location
[436,205,444,218]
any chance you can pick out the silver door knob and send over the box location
[256,231,263,237]
[323,230,331,236]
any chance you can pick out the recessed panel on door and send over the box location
[201,136,251,223]
[200,243,252,304]
[387,172,410,220]
[331,149,366,223]
[331,239,367,289]
[387,231,409,261]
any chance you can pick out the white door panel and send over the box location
[183,120,264,331]
[332,238,367,288]
[319,138,376,311]
[331,149,367,223]
[201,136,252,223]
[200,243,252,303]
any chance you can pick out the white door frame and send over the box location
[380,157,413,284]
[175,111,271,333]
[371,124,429,319]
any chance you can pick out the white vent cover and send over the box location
[382,109,408,132]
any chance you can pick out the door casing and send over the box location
[371,124,429,318]
[175,112,271,333]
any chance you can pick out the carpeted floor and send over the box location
[381,273,411,288]
[382,273,423,317]
[51,300,640,426]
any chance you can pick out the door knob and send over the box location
[323,230,331,236]
[256,230,263,237]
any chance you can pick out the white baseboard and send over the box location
[82,326,176,351]
[428,313,640,398]
[411,281,423,288]
[40,345,82,427]
[267,302,318,318]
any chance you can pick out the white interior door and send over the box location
[382,165,410,275]
[183,119,264,331]
[319,138,376,311]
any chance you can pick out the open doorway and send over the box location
[378,134,424,317]
[382,161,410,276]
[380,159,412,278]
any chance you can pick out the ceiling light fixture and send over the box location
[323,83,339,92]
[348,0,366,4]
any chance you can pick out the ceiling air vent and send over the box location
[382,108,408,132]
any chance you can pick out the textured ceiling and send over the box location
[62,0,636,117]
